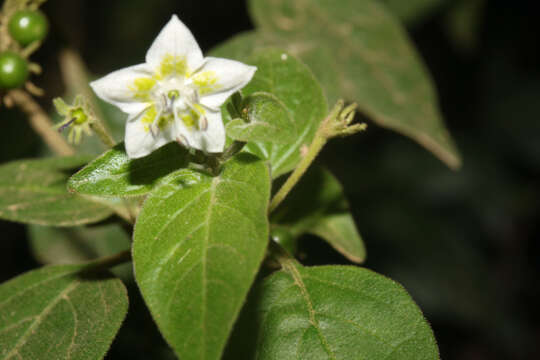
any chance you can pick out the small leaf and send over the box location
[309,213,366,263]
[133,153,271,360]
[272,167,365,263]
[0,264,128,360]
[226,264,439,360]
[226,92,296,144]
[215,48,328,178]
[28,223,132,280]
[0,157,113,226]
[68,142,190,197]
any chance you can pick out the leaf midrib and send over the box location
[200,178,219,360]
[281,261,337,360]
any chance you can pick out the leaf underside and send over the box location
[271,166,366,263]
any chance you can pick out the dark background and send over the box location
[1,0,539,359]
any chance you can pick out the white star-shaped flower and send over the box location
[90,15,257,158]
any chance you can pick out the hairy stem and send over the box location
[90,120,116,148]
[8,89,75,156]
[269,100,365,213]
[269,128,327,213]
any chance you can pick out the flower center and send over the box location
[167,89,180,100]
[70,107,88,125]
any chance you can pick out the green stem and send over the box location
[90,119,116,148]
[221,140,246,162]
[269,128,327,213]
[268,239,297,266]
[268,100,366,213]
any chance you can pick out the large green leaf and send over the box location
[68,143,190,197]
[226,264,439,360]
[226,92,297,144]
[0,264,128,360]
[0,157,113,226]
[272,167,365,263]
[28,223,132,280]
[217,0,461,169]
[133,153,271,360]
[215,49,328,178]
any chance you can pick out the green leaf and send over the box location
[0,264,128,360]
[226,264,439,360]
[68,142,190,197]
[309,214,366,262]
[231,0,461,169]
[217,49,328,178]
[226,92,296,144]
[133,153,271,360]
[0,157,114,226]
[210,31,261,60]
[272,167,365,263]
[28,223,132,280]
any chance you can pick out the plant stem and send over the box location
[268,100,366,213]
[8,89,75,156]
[269,127,327,213]
[268,239,298,270]
[90,120,116,148]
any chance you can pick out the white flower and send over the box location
[90,15,257,158]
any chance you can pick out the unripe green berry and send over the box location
[71,108,88,125]
[8,10,49,46]
[0,52,29,89]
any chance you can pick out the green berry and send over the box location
[70,108,88,125]
[8,10,49,46]
[0,52,29,89]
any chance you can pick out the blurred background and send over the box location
[1,0,539,359]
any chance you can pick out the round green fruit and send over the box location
[0,52,29,89]
[8,10,49,46]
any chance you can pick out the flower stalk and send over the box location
[269,100,367,213]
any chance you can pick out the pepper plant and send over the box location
[0,0,461,359]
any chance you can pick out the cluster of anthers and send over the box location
[90,15,257,159]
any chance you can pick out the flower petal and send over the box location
[90,64,155,115]
[124,106,177,158]
[145,15,204,78]
[196,57,257,110]
[185,109,225,153]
